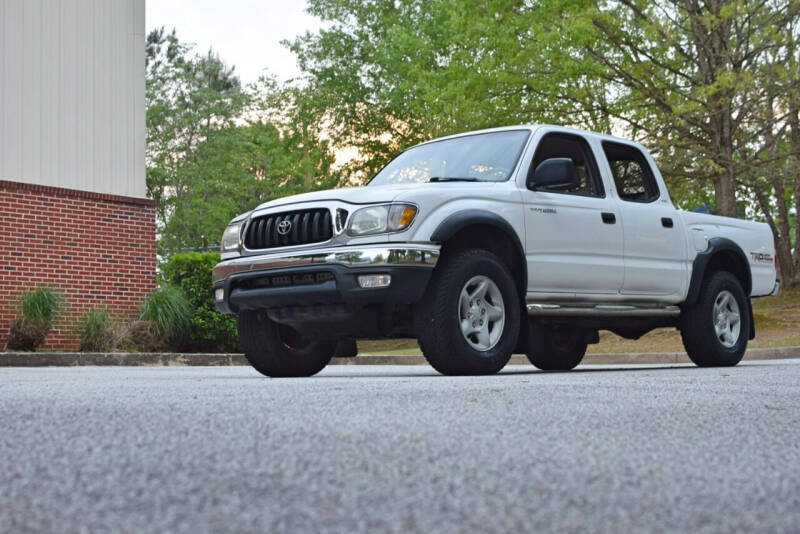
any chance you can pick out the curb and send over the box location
[0,352,248,367]
[1,346,799,367]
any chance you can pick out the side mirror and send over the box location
[528,158,578,191]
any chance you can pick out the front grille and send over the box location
[244,208,334,249]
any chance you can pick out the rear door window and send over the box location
[601,142,659,203]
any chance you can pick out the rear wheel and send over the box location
[415,249,520,375]
[238,311,336,377]
[525,322,587,371]
[680,271,750,367]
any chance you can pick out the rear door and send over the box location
[599,141,687,298]
[520,131,625,295]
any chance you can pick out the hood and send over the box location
[252,182,428,211]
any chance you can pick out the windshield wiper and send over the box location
[428,176,480,183]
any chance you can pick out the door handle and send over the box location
[661,217,674,228]
[601,212,616,224]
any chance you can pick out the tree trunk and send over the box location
[716,99,737,217]
[773,180,795,285]
[690,0,737,218]
[711,123,738,217]
[789,109,800,285]
[758,94,796,284]
[714,168,737,217]
[755,185,795,284]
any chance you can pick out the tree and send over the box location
[290,0,800,283]
[146,29,339,255]
[146,28,248,247]
[582,0,800,219]
[739,20,800,283]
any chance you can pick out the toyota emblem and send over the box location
[277,219,292,235]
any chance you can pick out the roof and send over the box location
[413,124,643,151]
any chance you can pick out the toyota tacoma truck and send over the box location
[212,125,779,377]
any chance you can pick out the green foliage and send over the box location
[143,9,800,285]
[162,252,239,352]
[139,286,192,346]
[291,0,800,280]
[20,286,62,327]
[146,29,339,255]
[289,0,616,179]
[5,286,63,351]
[77,308,116,352]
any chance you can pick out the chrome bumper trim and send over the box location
[212,244,440,283]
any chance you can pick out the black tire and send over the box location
[680,271,750,367]
[238,311,336,377]
[414,249,520,375]
[525,321,587,371]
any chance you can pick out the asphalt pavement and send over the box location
[2,360,799,533]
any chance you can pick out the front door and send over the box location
[521,132,625,296]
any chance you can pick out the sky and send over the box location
[146,0,324,85]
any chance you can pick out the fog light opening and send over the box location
[214,288,225,302]
[357,274,391,289]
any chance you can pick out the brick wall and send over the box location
[0,180,156,350]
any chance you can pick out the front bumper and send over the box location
[212,244,440,314]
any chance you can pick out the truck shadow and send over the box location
[210,360,784,380]
[308,363,702,379]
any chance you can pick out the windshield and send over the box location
[369,130,531,186]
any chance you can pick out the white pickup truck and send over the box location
[213,125,779,377]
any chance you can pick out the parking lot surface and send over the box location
[2,360,799,533]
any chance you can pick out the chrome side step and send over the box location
[527,303,681,317]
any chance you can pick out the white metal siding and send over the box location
[0,0,145,198]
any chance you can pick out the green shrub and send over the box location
[163,252,238,352]
[21,286,62,327]
[6,286,63,351]
[77,308,116,352]
[139,285,192,347]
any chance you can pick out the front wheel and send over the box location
[414,249,520,375]
[680,271,750,367]
[238,311,336,377]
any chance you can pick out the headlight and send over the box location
[220,223,241,252]
[348,204,417,236]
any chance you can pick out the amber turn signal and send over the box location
[388,204,417,231]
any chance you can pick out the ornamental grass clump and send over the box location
[121,320,165,353]
[6,286,63,351]
[138,285,192,349]
[77,308,116,352]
